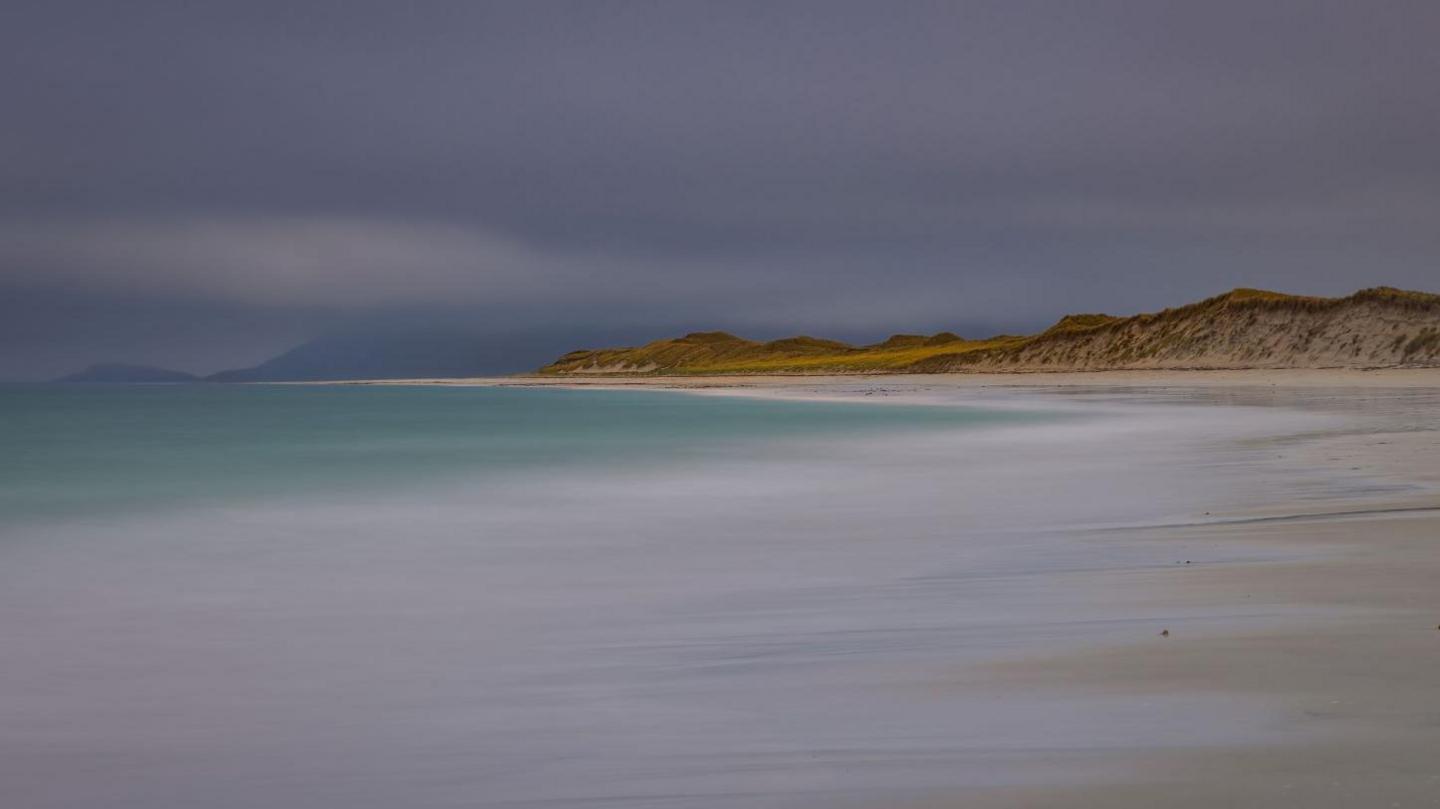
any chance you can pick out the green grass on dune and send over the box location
[538,286,1440,375]
[661,336,1027,374]
[542,332,1026,375]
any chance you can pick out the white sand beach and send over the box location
[6,372,1440,808]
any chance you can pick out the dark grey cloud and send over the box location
[3,1,1439,377]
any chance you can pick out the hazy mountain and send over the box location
[205,328,534,382]
[54,363,199,383]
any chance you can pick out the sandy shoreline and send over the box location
[302,370,1440,804]
[329,367,1440,389]
[390,370,1440,806]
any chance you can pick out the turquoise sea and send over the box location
[0,383,1335,808]
[0,384,1053,523]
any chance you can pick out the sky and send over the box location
[3,1,1439,378]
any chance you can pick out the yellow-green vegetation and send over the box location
[543,330,1028,374]
[1220,287,1305,303]
[1041,313,1123,335]
[537,286,1440,375]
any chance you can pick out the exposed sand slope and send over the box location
[941,286,1440,371]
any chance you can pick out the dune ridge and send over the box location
[539,287,1440,375]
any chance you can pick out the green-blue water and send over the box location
[0,383,1045,524]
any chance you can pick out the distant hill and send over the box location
[538,287,1440,375]
[206,328,522,382]
[55,363,198,383]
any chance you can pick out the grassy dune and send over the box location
[538,287,1440,375]
[543,331,1030,374]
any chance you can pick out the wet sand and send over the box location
[933,508,1440,808]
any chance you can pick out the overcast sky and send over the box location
[4,1,1439,378]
